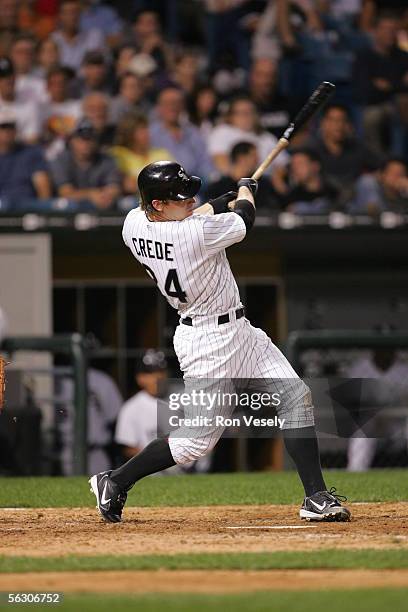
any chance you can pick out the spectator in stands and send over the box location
[353,13,408,157]
[350,157,408,215]
[75,49,113,97]
[110,71,150,123]
[207,141,278,211]
[150,85,215,184]
[35,36,60,79]
[187,84,219,142]
[0,108,51,208]
[41,66,82,160]
[50,118,121,211]
[277,148,338,214]
[114,43,138,80]
[51,0,105,71]
[248,57,290,139]
[169,49,201,96]
[81,91,116,148]
[307,104,379,205]
[208,95,289,181]
[0,57,41,143]
[80,0,123,49]
[110,112,172,196]
[10,34,47,105]
[0,0,19,57]
[124,9,173,74]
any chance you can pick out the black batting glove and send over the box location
[209,190,237,214]
[238,178,258,196]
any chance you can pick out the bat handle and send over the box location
[251,138,290,181]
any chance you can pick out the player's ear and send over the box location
[151,199,164,212]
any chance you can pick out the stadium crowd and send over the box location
[0,0,407,215]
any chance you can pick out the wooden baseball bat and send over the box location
[251,81,336,181]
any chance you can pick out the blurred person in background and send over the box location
[187,83,219,142]
[307,104,379,206]
[346,344,408,471]
[150,85,215,184]
[0,107,51,210]
[208,94,289,188]
[35,36,60,78]
[50,117,121,211]
[115,350,168,462]
[0,56,41,143]
[349,157,408,215]
[247,57,290,139]
[80,0,123,49]
[10,34,47,105]
[123,9,173,75]
[51,0,105,71]
[110,112,172,196]
[74,49,113,97]
[353,13,408,158]
[81,91,116,148]
[206,140,278,211]
[0,0,19,56]
[41,65,81,161]
[110,71,150,123]
[168,49,202,96]
[277,148,338,214]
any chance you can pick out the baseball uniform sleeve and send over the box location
[201,212,247,255]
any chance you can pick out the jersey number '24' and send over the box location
[143,264,187,303]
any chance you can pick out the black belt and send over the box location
[182,307,244,326]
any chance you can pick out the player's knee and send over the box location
[169,435,217,464]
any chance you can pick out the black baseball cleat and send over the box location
[89,471,127,523]
[300,487,351,522]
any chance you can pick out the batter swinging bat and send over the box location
[251,81,336,181]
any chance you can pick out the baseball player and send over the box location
[90,161,350,523]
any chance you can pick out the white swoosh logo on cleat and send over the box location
[310,500,326,511]
[101,482,111,505]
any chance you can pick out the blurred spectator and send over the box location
[35,36,60,78]
[248,57,290,138]
[115,349,168,461]
[51,0,105,71]
[114,43,138,80]
[207,141,278,211]
[204,0,254,73]
[11,34,47,105]
[18,0,58,41]
[150,85,215,183]
[251,0,282,61]
[169,49,201,96]
[82,91,116,147]
[350,157,408,215]
[74,49,113,97]
[124,9,173,74]
[50,118,121,211]
[353,13,408,157]
[110,71,150,123]
[80,0,123,49]
[361,0,407,32]
[110,112,173,195]
[0,56,41,143]
[277,148,338,214]
[187,84,219,141]
[0,0,19,56]
[0,108,51,207]
[208,94,289,179]
[41,65,81,160]
[307,104,379,205]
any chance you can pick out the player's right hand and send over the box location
[209,191,238,214]
[238,178,258,196]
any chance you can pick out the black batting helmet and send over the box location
[138,161,202,211]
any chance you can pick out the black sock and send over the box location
[110,438,176,491]
[283,426,326,497]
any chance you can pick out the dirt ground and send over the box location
[2,502,408,593]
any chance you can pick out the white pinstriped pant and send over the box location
[168,315,314,464]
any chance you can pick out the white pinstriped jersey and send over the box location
[122,208,246,317]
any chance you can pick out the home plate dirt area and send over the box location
[1,502,408,593]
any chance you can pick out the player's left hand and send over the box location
[209,191,238,214]
[238,178,258,196]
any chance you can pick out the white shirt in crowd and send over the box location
[0,99,41,142]
[115,390,158,450]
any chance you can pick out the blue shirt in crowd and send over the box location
[0,144,48,205]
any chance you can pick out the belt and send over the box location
[181,307,244,327]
